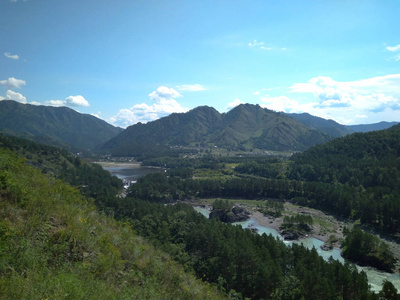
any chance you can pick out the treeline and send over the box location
[0,133,123,208]
[104,196,374,299]
[342,227,396,273]
[231,127,400,234]
[128,172,360,219]
[288,128,400,233]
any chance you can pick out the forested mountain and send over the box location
[348,121,399,133]
[288,112,354,138]
[0,100,122,152]
[1,132,386,299]
[102,103,333,156]
[288,125,400,232]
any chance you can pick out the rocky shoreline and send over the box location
[249,206,344,249]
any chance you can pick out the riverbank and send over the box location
[249,203,346,248]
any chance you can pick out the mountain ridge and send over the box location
[102,103,333,156]
[0,100,123,152]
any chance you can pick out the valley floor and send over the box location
[188,199,400,274]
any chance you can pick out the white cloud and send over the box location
[45,100,66,107]
[259,74,400,124]
[5,90,27,103]
[248,40,264,48]
[0,96,5,101]
[45,95,90,107]
[386,44,400,52]
[149,86,182,101]
[176,84,206,91]
[65,95,89,107]
[290,75,400,111]
[226,99,244,110]
[0,77,26,89]
[248,40,286,51]
[4,52,19,60]
[110,86,189,128]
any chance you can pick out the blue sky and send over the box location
[1,0,400,127]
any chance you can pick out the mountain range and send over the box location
[101,104,334,155]
[0,100,123,152]
[0,100,398,155]
[101,103,399,156]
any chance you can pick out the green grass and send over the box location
[0,149,225,300]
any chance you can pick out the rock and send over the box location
[280,229,301,240]
[320,243,334,251]
[209,205,250,223]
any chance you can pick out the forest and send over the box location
[1,131,400,299]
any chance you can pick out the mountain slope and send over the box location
[0,147,224,299]
[289,125,400,231]
[0,100,122,151]
[347,121,399,133]
[102,104,332,155]
[288,112,354,138]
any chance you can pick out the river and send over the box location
[99,164,400,292]
[194,206,400,293]
[100,162,163,183]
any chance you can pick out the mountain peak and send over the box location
[0,100,122,151]
[102,102,333,156]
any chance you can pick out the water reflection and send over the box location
[102,165,162,182]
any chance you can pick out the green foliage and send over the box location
[283,214,313,226]
[0,133,123,209]
[100,192,376,299]
[213,199,233,211]
[288,127,400,233]
[379,280,400,300]
[262,199,284,217]
[0,148,224,299]
[342,226,396,272]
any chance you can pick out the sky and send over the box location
[1,0,400,128]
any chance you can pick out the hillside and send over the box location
[288,125,400,232]
[348,121,399,133]
[0,100,122,152]
[102,104,332,156]
[0,147,223,299]
[288,112,354,138]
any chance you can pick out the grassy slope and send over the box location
[0,149,224,300]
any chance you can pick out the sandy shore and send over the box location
[95,162,142,168]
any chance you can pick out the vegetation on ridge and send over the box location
[0,100,122,152]
[0,148,223,299]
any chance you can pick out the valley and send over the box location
[1,102,400,299]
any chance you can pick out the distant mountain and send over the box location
[288,112,353,138]
[347,121,399,133]
[0,100,123,152]
[102,103,333,156]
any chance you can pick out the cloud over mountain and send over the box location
[4,90,27,103]
[260,74,400,124]
[110,86,189,128]
[45,95,89,107]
